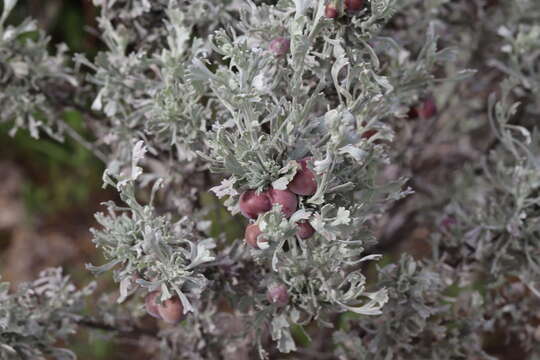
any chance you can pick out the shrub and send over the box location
[1,0,540,359]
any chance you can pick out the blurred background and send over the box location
[2,4,247,358]
[1,1,124,358]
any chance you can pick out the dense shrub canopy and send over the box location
[1,0,540,359]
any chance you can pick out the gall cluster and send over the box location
[142,37,435,323]
[325,0,365,19]
[240,158,318,249]
[240,159,317,308]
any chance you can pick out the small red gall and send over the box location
[296,221,316,239]
[267,188,298,218]
[239,190,272,219]
[287,158,317,196]
[345,0,364,12]
[269,37,290,57]
[408,96,437,120]
[244,223,268,249]
[325,4,338,18]
[441,216,457,230]
[266,283,289,307]
[157,296,185,324]
[145,291,162,319]
[417,97,437,119]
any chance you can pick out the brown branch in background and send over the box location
[78,318,159,339]
[81,0,99,49]
[28,0,62,30]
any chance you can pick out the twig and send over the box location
[58,118,108,163]
[38,81,109,163]
[78,318,158,338]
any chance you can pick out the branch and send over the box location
[58,118,108,163]
[38,80,109,163]
[77,318,159,339]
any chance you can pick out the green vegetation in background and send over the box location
[200,192,246,243]
[71,337,115,360]
[2,2,114,359]
[3,0,103,216]
[291,324,311,347]
[0,110,104,216]
[54,2,88,54]
[9,0,99,57]
[68,261,118,360]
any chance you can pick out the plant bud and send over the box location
[345,0,364,12]
[157,296,185,324]
[244,223,268,249]
[267,188,298,218]
[287,158,317,196]
[325,3,338,18]
[145,291,161,319]
[266,283,289,307]
[269,37,290,57]
[296,221,316,239]
[239,190,272,219]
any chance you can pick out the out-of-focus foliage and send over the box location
[1,0,540,359]
[0,268,95,360]
[0,0,77,140]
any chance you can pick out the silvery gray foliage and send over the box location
[331,2,540,358]
[0,268,95,360]
[334,255,493,360]
[0,0,77,140]
[491,1,540,101]
[153,306,254,360]
[200,0,458,198]
[88,141,216,313]
[197,0,460,353]
[440,80,540,277]
[3,0,540,358]
[416,93,540,360]
[91,0,235,51]
[434,79,540,352]
[78,0,238,169]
